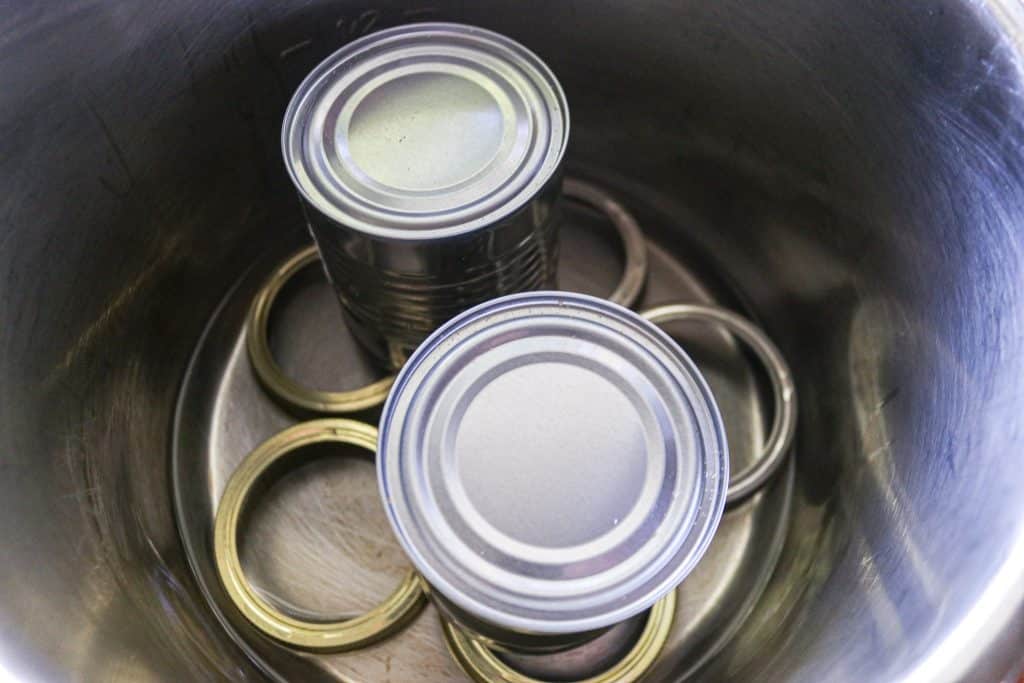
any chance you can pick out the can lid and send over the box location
[282,23,569,240]
[378,292,729,635]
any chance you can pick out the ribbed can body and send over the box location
[306,175,561,366]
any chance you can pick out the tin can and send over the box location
[377,292,729,651]
[282,23,569,368]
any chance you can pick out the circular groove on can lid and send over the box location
[378,292,728,635]
[283,23,569,239]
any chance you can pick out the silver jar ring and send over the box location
[563,178,649,309]
[246,245,395,414]
[641,304,797,506]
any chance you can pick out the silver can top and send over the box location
[378,292,729,636]
[282,23,569,240]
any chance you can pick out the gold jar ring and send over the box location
[442,589,676,683]
[247,245,395,414]
[213,418,425,651]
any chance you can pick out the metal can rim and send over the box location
[378,291,729,636]
[282,22,570,242]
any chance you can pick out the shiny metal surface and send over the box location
[284,23,568,366]
[171,226,785,681]
[642,304,798,506]
[378,291,729,645]
[3,1,1024,682]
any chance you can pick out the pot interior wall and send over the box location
[2,1,1023,681]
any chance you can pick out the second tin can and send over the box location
[282,23,569,367]
[378,292,729,651]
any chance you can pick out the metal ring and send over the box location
[213,419,426,652]
[247,245,395,413]
[641,304,797,506]
[442,589,676,683]
[563,178,649,309]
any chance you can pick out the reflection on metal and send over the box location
[840,299,942,663]
[213,419,426,651]
[643,304,798,506]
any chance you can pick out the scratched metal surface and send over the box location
[3,1,1024,681]
[172,206,791,682]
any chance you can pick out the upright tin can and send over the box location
[377,292,730,651]
[282,23,569,367]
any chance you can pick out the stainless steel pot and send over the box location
[2,1,1024,682]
